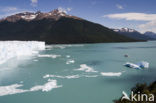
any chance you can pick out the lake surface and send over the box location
[0,41,156,103]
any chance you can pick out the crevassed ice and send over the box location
[0,41,45,65]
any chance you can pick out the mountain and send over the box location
[144,31,156,39]
[112,28,153,40]
[0,9,138,44]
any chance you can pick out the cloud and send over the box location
[104,12,156,33]
[31,0,38,7]
[138,20,156,33]
[104,13,156,21]
[116,4,123,9]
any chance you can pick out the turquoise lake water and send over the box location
[0,41,156,103]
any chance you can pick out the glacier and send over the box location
[0,41,45,65]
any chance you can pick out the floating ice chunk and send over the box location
[66,59,75,64]
[33,59,38,62]
[0,79,62,96]
[84,75,98,77]
[30,79,62,92]
[137,61,149,69]
[124,62,141,69]
[43,74,98,79]
[101,72,122,76]
[75,64,98,73]
[0,84,28,96]
[124,61,149,69]
[66,55,70,58]
[0,41,45,65]
[38,54,61,58]
[45,44,84,50]
[43,74,80,79]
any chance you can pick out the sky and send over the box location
[0,0,156,33]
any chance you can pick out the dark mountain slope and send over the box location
[0,10,139,44]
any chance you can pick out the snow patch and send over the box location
[21,14,37,20]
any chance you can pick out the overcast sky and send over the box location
[0,0,156,33]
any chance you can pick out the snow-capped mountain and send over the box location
[0,9,138,44]
[144,31,156,39]
[0,9,80,22]
[113,28,137,33]
[112,28,154,40]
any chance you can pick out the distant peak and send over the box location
[113,27,137,33]
[49,8,67,16]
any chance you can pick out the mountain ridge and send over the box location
[112,28,156,40]
[0,9,140,44]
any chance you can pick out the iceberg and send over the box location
[137,61,149,69]
[0,41,45,65]
[124,61,149,69]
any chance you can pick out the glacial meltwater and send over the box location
[0,41,156,103]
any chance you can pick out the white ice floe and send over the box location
[43,74,99,79]
[0,84,28,96]
[66,59,75,64]
[30,79,62,92]
[101,72,122,76]
[0,41,45,65]
[66,55,71,58]
[0,79,61,96]
[124,61,149,69]
[38,54,61,59]
[33,59,38,62]
[74,64,98,73]
[43,74,80,79]
[45,44,84,50]
[84,75,98,78]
